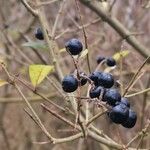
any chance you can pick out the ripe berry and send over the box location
[62,75,78,93]
[98,72,114,88]
[120,97,130,108]
[89,86,102,99]
[96,56,105,64]
[89,71,101,86]
[106,57,116,67]
[115,97,130,108]
[80,77,87,86]
[109,104,129,124]
[103,89,121,106]
[101,88,107,102]
[35,28,44,40]
[65,38,83,55]
[122,109,137,128]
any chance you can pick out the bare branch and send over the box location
[21,0,38,17]
[123,56,150,96]
[79,0,150,60]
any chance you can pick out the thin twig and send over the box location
[41,103,80,130]
[21,0,38,17]
[55,18,101,40]
[54,132,83,144]
[126,120,150,148]
[123,71,145,96]
[37,0,60,6]
[75,0,91,73]
[46,76,66,98]
[51,0,66,38]
[125,88,150,98]
[0,92,57,103]
[86,110,107,126]
[88,130,124,150]
[24,108,40,126]
[140,75,150,131]
[123,56,150,96]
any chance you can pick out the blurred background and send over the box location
[0,0,149,150]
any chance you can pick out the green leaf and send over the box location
[113,50,130,61]
[22,41,48,51]
[79,49,88,58]
[29,65,54,87]
[0,80,8,87]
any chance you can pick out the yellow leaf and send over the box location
[79,49,88,58]
[29,65,54,87]
[0,80,8,87]
[113,50,130,61]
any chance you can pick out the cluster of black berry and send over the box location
[97,55,116,67]
[62,38,137,129]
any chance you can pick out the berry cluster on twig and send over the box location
[61,38,137,129]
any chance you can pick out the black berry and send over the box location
[65,38,83,55]
[122,109,137,128]
[106,57,116,67]
[109,104,129,124]
[89,71,102,86]
[98,72,114,88]
[115,97,130,108]
[35,28,44,40]
[62,75,78,93]
[103,89,121,106]
[89,86,102,99]
[96,56,105,64]
[120,97,130,108]
[101,88,107,102]
[80,77,87,86]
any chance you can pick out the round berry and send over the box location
[65,38,83,55]
[122,109,137,128]
[98,72,114,88]
[101,88,107,102]
[89,71,101,86]
[96,56,105,64]
[80,77,87,86]
[89,86,102,99]
[109,104,129,124]
[106,57,116,67]
[104,89,121,106]
[115,97,130,108]
[35,27,44,40]
[120,97,130,108]
[62,75,78,93]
